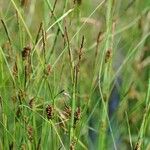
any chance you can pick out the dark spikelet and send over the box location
[95,31,103,58]
[44,64,51,76]
[70,140,76,150]
[105,49,112,63]
[9,142,13,150]
[21,0,29,7]
[27,125,34,142]
[12,62,18,77]
[22,46,32,86]
[74,0,82,5]
[74,107,81,128]
[134,141,141,150]
[16,107,22,120]
[18,90,27,103]
[77,0,82,5]
[70,144,74,150]
[46,105,53,120]
[29,98,34,109]
[78,36,84,63]
[22,46,31,60]
[64,105,71,118]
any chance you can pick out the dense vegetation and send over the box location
[0,0,150,149]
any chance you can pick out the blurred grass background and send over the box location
[0,0,150,149]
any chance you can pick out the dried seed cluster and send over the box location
[12,62,18,77]
[74,0,82,5]
[27,126,34,142]
[29,98,34,109]
[46,105,53,120]
[44,64,51,76]
[105,49,112,63]
[22,46,31,60]
[70,140,76,150]
[64,105,71,118]
[74,107,81,127]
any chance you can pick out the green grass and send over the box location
[0,0,150,149]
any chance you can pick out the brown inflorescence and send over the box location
[44,64,51,76]
[134,141,141,150]
[12,62,18,77]
[74,0,82,5]
[64,105,71,118]
[29,98,34,109]
[46,105,53,120]
[27,125,34,142]
[70,140,76,150]
[105,49,112,63]
[22,46,31,60]
[21,0,29,7]
[16,107,22,120]
[74,107,81,128]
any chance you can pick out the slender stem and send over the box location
[98,0,113,149]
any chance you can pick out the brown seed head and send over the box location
[134,141,141,150]
[64,105,71,118]
[29,98,34,109]
[12,62,18,77]
[22,46,31,60]
[105,49,112,63]
[46,105,53,120]
[70,140,76,150]
[16,107,22,119]
[21,0,29,7]
[44,64,51,76]
[74,107,81,127]
[27,125,34,142]
[74,0,82,5]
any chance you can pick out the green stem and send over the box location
[98,0,113,149]
[69,68,76,147]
